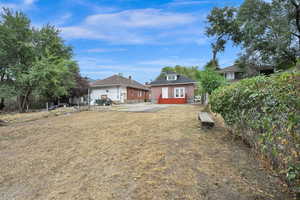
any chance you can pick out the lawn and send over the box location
[0,105,291,200]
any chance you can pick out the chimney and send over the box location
[128,75,132,80]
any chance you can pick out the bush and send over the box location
[210,72,300,192]
[197,69,227,95]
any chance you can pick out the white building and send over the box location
[89,74,149,104]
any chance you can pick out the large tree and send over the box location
[206,0,300,70]
[0,8,80,112]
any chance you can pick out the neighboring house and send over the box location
[150,71,197,104]
[89,75,149,104]
[218,65,244,81]
[218,65,275,81]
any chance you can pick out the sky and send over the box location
[0,0,243,83]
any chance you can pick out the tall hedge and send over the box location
[210,72,300,192]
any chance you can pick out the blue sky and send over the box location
[0,0,243,83]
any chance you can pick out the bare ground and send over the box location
[0,105,291,200]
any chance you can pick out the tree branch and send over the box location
[291,0,299,8]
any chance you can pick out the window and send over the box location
[174,87,185,98]
[138,91,142,97]
[106,89,109,93]
[167,75,177,81]
[225,72,235,80]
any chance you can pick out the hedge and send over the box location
[210,72,300,192]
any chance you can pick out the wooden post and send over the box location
[88,88,90,110]
[46,102,48,111]
[205,93,209,105]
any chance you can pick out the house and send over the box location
[218,65,275,81]
[217,65,244,81]
[150,71,197,104]
[89,74,149,104]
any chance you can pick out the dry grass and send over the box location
[0,107,80,124]
[0,105,291,200]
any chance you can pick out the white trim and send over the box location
[174,87,185,98]
[166,74,177,81]
[150,82,196,87]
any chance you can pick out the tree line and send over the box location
[0,8,88,112]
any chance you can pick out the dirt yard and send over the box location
[0,105,291,200]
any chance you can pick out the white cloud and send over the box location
[0,0,38,10]
[23,0,37,5]
[138,58,205,67]
[167,0,212,6]
[85,9,196,28]
[85,48,127,53]
[60,26,153,44]
[60,8,198,44]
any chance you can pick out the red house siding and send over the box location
[150,84,195,104]
[126,87,149,103]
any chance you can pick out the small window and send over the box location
[106,89,109,93]
[174,87,185,98]
[167,75,177,81]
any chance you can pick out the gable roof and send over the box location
[90,75,149,90]
[218,65,274,73]
[217,65,243,73]
[150,73,196,86]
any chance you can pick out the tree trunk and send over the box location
[18,90,31,113]
[0,98,4,110]
[291,0,300,50]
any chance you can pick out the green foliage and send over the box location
[0,8,79,112]
[206,0,299,70]
[204,59,219,71]
[158,65,199,80]
[197,69,227,95]
[210,72,300,190]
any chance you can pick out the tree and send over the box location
[206,0,299,71]
[0,8,77,112]
[206,6,241,63]
[204,59,220,71]
[0,8,34,111]
[69,68,89,98]
[196,69,227,95]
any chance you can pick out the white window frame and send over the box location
[226,72,235,80]
[167,74,177,81]
[174,87,185,98]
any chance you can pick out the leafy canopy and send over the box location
[0,8,82,111]
[206,0,300,70]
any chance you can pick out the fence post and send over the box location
[88,88,90,111]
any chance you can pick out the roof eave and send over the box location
[150,82,197,87]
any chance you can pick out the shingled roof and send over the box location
[90,75,149,90]
[150,72,196,86]
[217,65,243,73]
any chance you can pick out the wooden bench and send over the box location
[198,112,215,128]
[0,120,7,126]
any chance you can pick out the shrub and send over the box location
[210,72,300,192]
[197,69,227,95]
